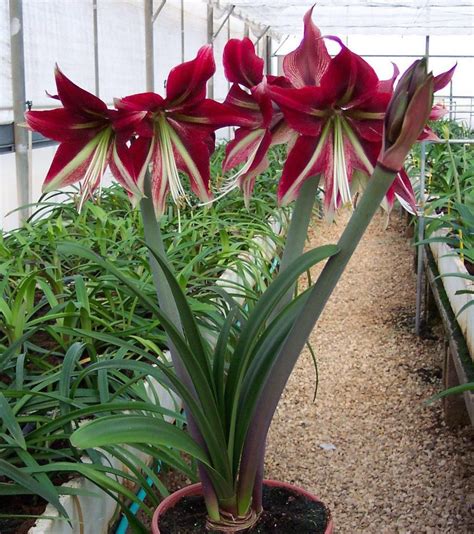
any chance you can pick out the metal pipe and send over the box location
[415,142,427,336]
[152,0,166,24]
[9,0,30,222]
[93,0,99,96]
[212,5,234,41]
[206,4,214,99]
[144,0,154,91]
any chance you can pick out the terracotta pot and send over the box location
[151,479,333,533]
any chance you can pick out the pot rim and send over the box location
[151,479,333,534]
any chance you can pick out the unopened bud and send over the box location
[379,59,434,172]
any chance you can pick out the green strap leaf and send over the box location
[71,415,207,464]
[0,392,26,450]
[0,460,68,519]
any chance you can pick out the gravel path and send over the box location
[265,211,473,533]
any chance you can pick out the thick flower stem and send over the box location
[251,174,320,512]
[139,173,220,522]
[279,175,321,273]
[238,165,397,514]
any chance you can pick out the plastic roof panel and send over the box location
[211,1,474,36]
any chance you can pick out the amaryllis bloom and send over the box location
[269,8,406,213]
[25,66,145,209]
[115,45,249,216]
[221,38,291,203]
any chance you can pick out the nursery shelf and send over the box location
[423,245,474,427]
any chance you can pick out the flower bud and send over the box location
[379,58,434,172]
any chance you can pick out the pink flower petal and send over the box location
[283,6,330,88]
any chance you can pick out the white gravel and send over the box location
[266,211,474,533]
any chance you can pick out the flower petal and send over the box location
[320,37,379,105]
[251,80,273,128]
[149,142,168,218]
[166,45,215,108]
[55,65,107,115]
[167,120,213,203]
[108,140,145,202]
[283,6,330,88]
[223,128,267,172]
[175,98,258,129]
[433,64,456,92]
[223,38,264,88]
[278,130,331,205]
[387,168,417,214]
[238,130,272,203]
[115,93,165,112]
[269,86,327,136]
[42,138,100,192]
[378,63,400,93]
[429,103,448,120]
[25,109,99,142]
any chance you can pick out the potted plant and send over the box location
[24,9,453,533]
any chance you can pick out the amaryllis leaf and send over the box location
[0,460,69,520]
[225,244,340,448]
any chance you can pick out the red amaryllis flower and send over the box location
[270,8,455,215]
[221,38,292,203]
[269,8,406,214]
[115,45,249,217]
[25,66,145,209]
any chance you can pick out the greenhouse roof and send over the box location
[211,1,474,36]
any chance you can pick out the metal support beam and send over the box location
[93,0,99,96]
[206,4,214,99]
[152,0,166,24]
[265,35,272,75]
[9,0,30,222]
[415,141,427,336]
[254,25,270,46]
[144,0,154,91]
[180,0,184,62]
[212,5,234,42]
[272,34,289,57]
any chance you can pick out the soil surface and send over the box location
[159,485,330,533]
[265,211,474,533]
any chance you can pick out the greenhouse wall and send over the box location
[1,0,473,231]
[0,0,261,231]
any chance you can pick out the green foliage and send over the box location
[0,145,289,527]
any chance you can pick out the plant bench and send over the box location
[423,245,474,427]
